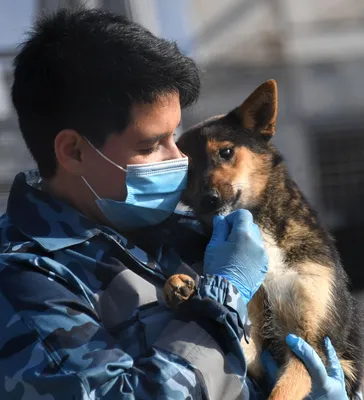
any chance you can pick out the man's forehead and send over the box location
[128,98,181,141]
[131,93,181,117]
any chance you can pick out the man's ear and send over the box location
[234,79,278,140]
[54,129,84,176]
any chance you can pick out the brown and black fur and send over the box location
[164,80,364,399]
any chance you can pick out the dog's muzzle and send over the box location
[199,189,221,214]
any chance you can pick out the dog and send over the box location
[163,80,364,399]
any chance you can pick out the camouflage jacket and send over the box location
[0,170,266,400]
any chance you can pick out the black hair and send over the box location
[11,7,200,178]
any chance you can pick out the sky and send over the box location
[0,1,36,49]
[0,1,36,118]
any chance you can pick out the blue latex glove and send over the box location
[203,209,268,304]
[261,334,358,400]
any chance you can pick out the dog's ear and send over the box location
[234,79,278,140]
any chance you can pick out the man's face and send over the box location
[52,93,183,226]
[81,93,182,201]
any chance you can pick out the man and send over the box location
[0,8,354,399]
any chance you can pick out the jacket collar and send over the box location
[7,170,100,251]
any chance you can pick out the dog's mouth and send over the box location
[197,189,242,217]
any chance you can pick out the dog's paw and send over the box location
[163,274,196,309]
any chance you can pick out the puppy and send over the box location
[164,80,363,399]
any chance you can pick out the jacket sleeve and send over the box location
[0,255,251,400]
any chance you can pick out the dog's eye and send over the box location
[219,148,234,160]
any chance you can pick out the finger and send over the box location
[261,350,280,389]
[252,221,264,240]
[324,337,345,381]
[286,334,327,386]
[225,209,253,241]
[209,215,229,245]
[225,209,253,227]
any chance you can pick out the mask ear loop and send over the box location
[84,137,127,172]
[81,137,127,200]
[81,176,102,200]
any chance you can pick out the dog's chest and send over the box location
[260,230,299,299]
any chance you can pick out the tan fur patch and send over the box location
[269,356,312,400]
[297,263,334,338]
[340,359,357,388]
[241,287,266,379]
[234,147,270,202]
[241,335,264,379]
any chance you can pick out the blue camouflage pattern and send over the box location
[0,170,266,399]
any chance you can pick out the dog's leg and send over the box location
[242,287,266,380]
[264,262,335,399]
[268,354,311,400]
[242,333,264,380]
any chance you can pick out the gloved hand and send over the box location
[261,334,354,400]
[287,335,349,400]
[203,209,268,304]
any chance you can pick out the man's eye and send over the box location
[219,148,234,160]
[139,145,160,155]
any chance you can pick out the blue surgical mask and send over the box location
[82,139,188,231]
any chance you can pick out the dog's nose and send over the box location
[200,190,221,213]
